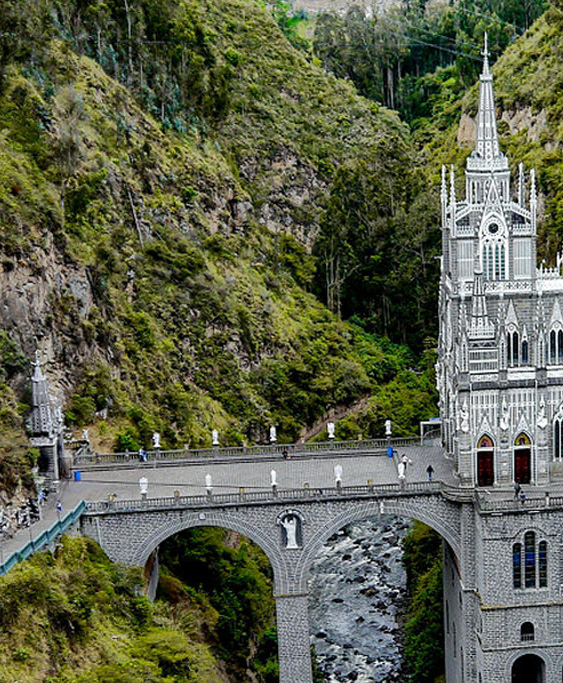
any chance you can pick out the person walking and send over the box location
[426,465,434,482]
[514,483,522,500]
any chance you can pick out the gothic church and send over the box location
[437,41,563,489]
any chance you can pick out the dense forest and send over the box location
[0,0,562,680]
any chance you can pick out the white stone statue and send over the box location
[460,401,470,433]
[212,429,219,446]
[269,425,277,443]
[500,398,510,432]
[398,462,406,480]
[385,419,392,437]
[205,474,213,492]
[270,469,277,486]
[327,422,335,439]
[152,432,161,449]
[82,429,90,443]
[281,515,299,549]
[537,397,548,430]
[334,464,343,485]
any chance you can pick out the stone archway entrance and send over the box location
[514,433,532,484]
[511,653,544,683]
[477,435,494,486]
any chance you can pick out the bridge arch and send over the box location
[296,495,462,589]
[128,510,290,590]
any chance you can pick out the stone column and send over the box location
[275,592,313,683]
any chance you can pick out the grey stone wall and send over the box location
[275,593,313,683]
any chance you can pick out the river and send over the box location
[309,515,410,682]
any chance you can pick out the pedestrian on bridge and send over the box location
[426,465,434,482]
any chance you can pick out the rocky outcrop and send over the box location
[500,106,548,144]
[240,146,328,247]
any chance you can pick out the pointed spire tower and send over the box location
[29,351,61,484]
[466,33,510,205]
[31,351,55,438]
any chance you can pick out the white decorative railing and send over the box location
[83,481,444,514]
[73,437,419,469]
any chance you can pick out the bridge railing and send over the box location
[73,437,418,469]
[0,501,86,575]
[477,492,554,512]
[83,480,442,514]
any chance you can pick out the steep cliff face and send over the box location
[0,0,428,456]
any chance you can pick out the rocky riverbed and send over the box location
[309,515,410,682]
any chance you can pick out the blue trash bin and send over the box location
[387,446,393,457]
[73,470,81,482]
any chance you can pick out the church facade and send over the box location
[436,44,563,490]
[438,44,563,683]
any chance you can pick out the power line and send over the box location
[381,26,485,62]
[381,14,487,53]
[453,4,529,34]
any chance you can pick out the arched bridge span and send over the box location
[80,482,467,683]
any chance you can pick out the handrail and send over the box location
[73,437,419,469]
[0,501,87,576]
[84,481,442,514]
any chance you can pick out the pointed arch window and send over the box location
[521,339,529,365]
[513,542,522,588]
[549,325,563,365]
[524,531,536,587]
[481,238,506,281]
[507,329,519,366]
[554,411,563,461]
[539,542,547,587]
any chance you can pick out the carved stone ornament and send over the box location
[499,398,510,432]
[537,397,548,430]
[460,400,470,433]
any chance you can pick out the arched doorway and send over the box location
[511,653,544,683]
[514,433,532,484]
[477,435,495,486]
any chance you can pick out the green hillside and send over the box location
[0,534,276,683]
[0,0,437,456]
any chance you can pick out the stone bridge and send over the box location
[74,440,474,682]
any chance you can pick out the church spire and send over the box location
[474,33,502,164]
[31,350,55,438]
